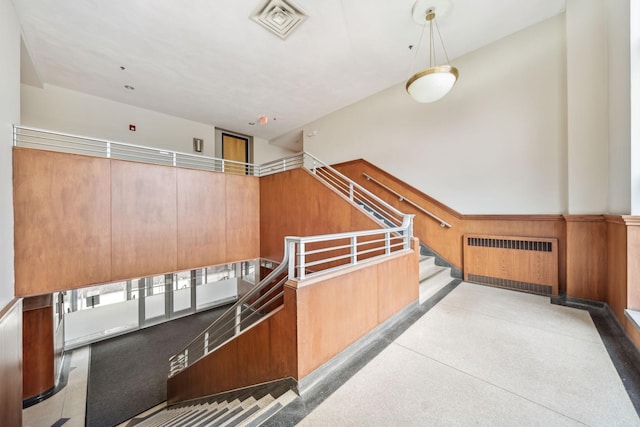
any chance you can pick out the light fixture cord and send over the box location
[433,17,452,65]
[408,16,429,76]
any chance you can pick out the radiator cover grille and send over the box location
[467,274,553,295]
[463,234,558,296]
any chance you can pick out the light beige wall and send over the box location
[22,83,296,165]
[21,84,217,156]
[0,0,20,308]
[253,137,296,163]
[607,0,631,214]
[295,15,567,215]
[632,0,640,215]
[566,0,609,214]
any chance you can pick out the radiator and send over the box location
[463,234,558,296]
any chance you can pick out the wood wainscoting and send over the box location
[0,299,23,427]
[332,159,566,293]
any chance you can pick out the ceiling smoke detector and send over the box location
[251,0,308,39]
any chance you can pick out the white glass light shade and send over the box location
[406,65,459,103]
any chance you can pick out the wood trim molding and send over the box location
[563,214,606,222]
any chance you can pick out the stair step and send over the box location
[419,266,454,303]
[239,390,298,427]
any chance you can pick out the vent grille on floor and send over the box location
[467,274,553,295]
[251,0,308,39]
[466,237,552,252]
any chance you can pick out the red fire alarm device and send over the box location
[129,124,136,131]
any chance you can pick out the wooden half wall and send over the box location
[13,148,260,296]
[167,243,418,404]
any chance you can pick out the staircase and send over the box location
[122,382,297,427]
[418,247,459,304]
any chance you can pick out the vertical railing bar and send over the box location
[298,242,306,280]
[351,236,357,265]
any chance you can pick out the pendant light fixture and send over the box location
[406,2,458,103]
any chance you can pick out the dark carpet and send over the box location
[86,306,229,427]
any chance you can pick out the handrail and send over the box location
[363,173,452,228]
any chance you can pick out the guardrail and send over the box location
[13,125,257,175]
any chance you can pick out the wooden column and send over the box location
[22,295,54,401]
[564,215,607,301]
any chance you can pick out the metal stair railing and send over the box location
[168,221,414,377]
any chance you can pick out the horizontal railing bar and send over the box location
[363,173,452,228]
[300,249,412,281]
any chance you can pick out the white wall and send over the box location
[22,83,296,165]
[253,136,296,163]
[298,15,567,214]
[607,0,631,214]
[21,84,217,156]
[631,0,640,214]
[566,0,609,214]
[0,0,20,308]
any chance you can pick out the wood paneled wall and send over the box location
[22,295,54,400]
[333,159,567,291]
[294,246,418,378]
[564,215,607,301]
[13,148,112,295]
[259,168,382,261]
[0,299,22,427]
[167,287,297,404]
[13,148,260,296]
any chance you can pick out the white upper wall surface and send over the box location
[304,15,567,215]
[21,84,217,156]
[0,0,20,307]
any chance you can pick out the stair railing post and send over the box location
[349,182,354,201]
[385,231,391,255]
[288,240,296,279]
[235,305,242,335]
[298,242,306,280]
[204,331,209,355]
[351,236,357,265]
[106,141,111,158]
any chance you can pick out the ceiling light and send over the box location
[406,3,458,103]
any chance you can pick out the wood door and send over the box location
[222,133,248,175]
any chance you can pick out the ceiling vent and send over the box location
[251,0,308,40]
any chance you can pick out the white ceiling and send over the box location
[14,0,566,142]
